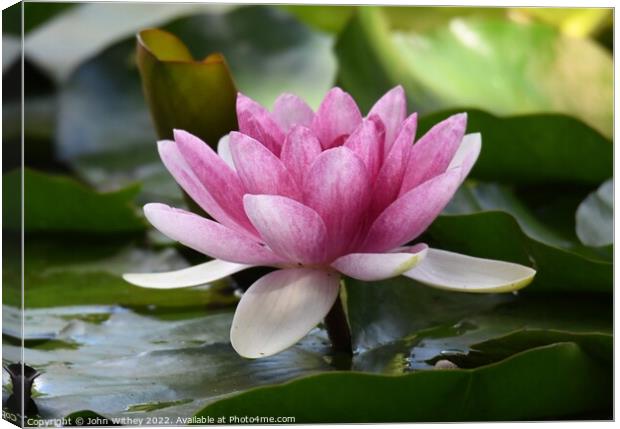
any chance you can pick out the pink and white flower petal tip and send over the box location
[124,86,536,358]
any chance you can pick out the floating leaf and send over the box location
[3,169,145,233]
[419,109,612,186]
[576,179,613,247]
[3,308,332,420]
[194,276,611,421]
[2,238,236,310]
[346,276,611,371]
[196,343,611,421]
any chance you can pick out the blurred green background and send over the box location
[2,3,613,423]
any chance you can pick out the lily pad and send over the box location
[195,343,610,422]
[419,109,612,186]
[193,276,611,421]
[336,8,612,137]
[3,308,333,420]
[3,169,145,233]
[4,269,610,422]
[3,238,236,311]
[346,276,611,372]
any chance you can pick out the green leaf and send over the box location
[336,8,612,137]
[279,5,354,33]
[3,305,332,420]
[2,237,236,310]
[466,330,612,367]
[576,179,613,247]
[5,243,610,421]
[419,110,612,186]
[7,272,609,421]
[136,28,238,146]
[2,169,145,233]
[345,276,611,372]
[196,343,611,421]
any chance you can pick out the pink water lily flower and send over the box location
[124,86,536,358]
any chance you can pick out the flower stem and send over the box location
[324,293,352,355]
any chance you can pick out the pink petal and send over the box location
[448,133,481,183]
[399,113,467,196]
[332,243,427,281]
[237,93,284,155]
[367,85,407,154]
[158,139,253,234]
[368,113,418,220]
[303,147,371,258]
[312,87,362,149]
[144,203,286,266]
[229,132,301,199]
[363,168,462,252]
[344,117,385,180]
[272,93,315,132]
[243,194,328,264]
[280,126,322,187]
[230,268,340,358]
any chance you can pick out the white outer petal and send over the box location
[231,268,340,358]
[403,248,536,293]
[123,259,250,289]
[217,133,235,171]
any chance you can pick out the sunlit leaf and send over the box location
[514,8,612,38]
[336,8,612,137]
[280,5,354,33]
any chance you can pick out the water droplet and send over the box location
[440,348,466,356]
[434,359,458,369]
